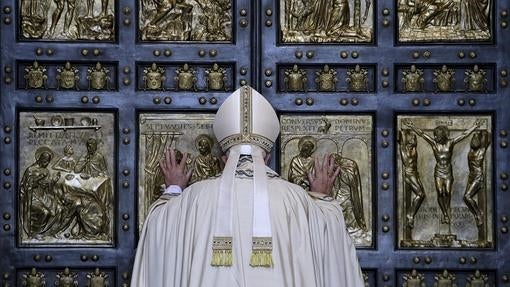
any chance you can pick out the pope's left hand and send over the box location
[159,149,192,190]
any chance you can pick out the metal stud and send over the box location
[123,78,131,86]
[351,98,359,105]
[265,19,272,27]
[339,99,348,106]
[80,255,88,261]
[501,173,508,180]
[209,97,217,105]
[199,97,207,105]
[501,141,508,148]
[164,97,172,104]
[35,48,44,56]
[381,68,389,77]
[45,255,52,262]
[382,8,390,16]
[502,274,509,283]
[381,141,389,148]
[240,79,247,86]
[93,49,101,56]
[122,224,129,231]
[4,77,12,84]
[240,9,247,16]
[382,80,389,88]
[81,49,89,56]
[470,257,477,264]
[3,6,12,13]
[501,130,508,137]
[46,48,54,56]
[424,257,432,264]
[502,184,508,191]
[457,99,465,106]
[423,51,432,58]
[198,50,206,57]
[123,67,131,74]
[123,18,131,26]
[459,257,467,264]
[382,172,389,179]
[306,51,314,58]
[3,182,11,189]
[2,273,8,280]
[381,130,390,137]
[92,96,100,104]
[35,95,44,103]
[501,216,508,223]
[2,213,10,220]
[381,183,389,190]
[122,181,129,188]
[92,255,99,261]
[382,19,390,27]
[153,97,161,104]
[33,255,41,261]
[502,10,509,17]
[239,67,248,76]
[123,169,130,176]
[4,168,11,176]
[502,227,509,233]
[469,51,477,59]
[164,49,172,57]
[265,80,272,87]
[423,98,431,106]
[382,215,390,222]
[382,274,390,281]
[81,96,89,104]
[305,98,314,106]
[123,138,130,145]
[3,224,10,231]
[340,51,348,59]
[122,128,130,134]
[239,19,248,27]
[295,98,303,106]
[4,65,12,73]
[413,257,420,264]
[264,69,272,76]
[122,272,130,280]
[351,51,359,58]
[3,16,11,24]
[122,213,130,220]
[458,51,465,59]
[3,137,11,144]
[265,9,273,16]
[295,51,303,59]
[153,50,161,57]
[123,6,131,15]
[501,79,508,88]
[209,49,218,57]
[382,225,389,232]
[46,95,54,103]
[412,99,420,106]
[501,70,508,77]
[502,21,508,29]
[412,51,420,59]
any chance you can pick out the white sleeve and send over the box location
[163,185,183,195]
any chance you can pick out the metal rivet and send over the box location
[265,9,273,16]
[502,274,509,283]
[199,97,207,105]
[501,130,508,137]
[47,49,54,56]
[382,215,390,222]
[412,99,420,106]
[423,98,431,106]
[382,68,389,77]
[382,172,389,179]
[123,138,130,145]
[459,257,467,264]
[340,51,348,59]
[122,169,130,176]
[502,10,509,17]
[80,255,88,261]
[295,98,303,106]
[381,130,389,137]
[340,99,348,106]
[457,99,466,106]
[458,51,465,59]
[265,19,273,27]
[123,67,131,74]
[92,96,100,104]
[264,69,272,76]
[4,77,12,84]
[33,255,41,261]
[501,79,508,88]
[164,97,172,104]
[123,78,131,86]
[164,49,172,57]
[4,65,12,73]
[501,141,508,148]
[2,213,10,220]
[382,225,390,232]
[239,19,248,27]
[3,6,12,14]
[209,49,218,57]
[240,79,247,86]
[306,51,314,58]
[501,173,508,180]
[502,184,508,191]
[122,272,129,280]
[122,128,130,134]
[4,168,11,176]
[265,80,272,87]
[502,227,509,233]
[46,95,54,103]
[501,70,508,77]
[81,49,89,56]
[123,18,131,26]
[123,6,131,15]
[470,257,477,264]
[381,80,390,88]
[382,19,390,27]
[502,21,508,28]
[413,257,420,264]
[153,50,161,57]
[501,216,508,223]
[240,67,248,75]
[2,273,8,280]
[295,51,303,59]
[92,255,99,261]
[412,51,420,59]
[381,141,389,148]
[424,257,432,264]
[2,224,10,231]
[153,97,161,104]
[81,96,89,103]
[122,224,129,231]
[93,49,101,56]
[351,98,359,105]
[240,9,247,16]
[35,95,43,103]
[35,48,44,55]
[305,98,314,106]
[3,137,11,144]
[469,51,477,59]
[423,51,432,58]
[122,213,130,220]
[383,274,390,281]
[3,182,11,189]
[3,16,11,24]
[351,51,359,58]
[382,183,389,190]
[122,181,129,188]
[45,255,52,262]
[198,50,206,57]
[382,8,390,16]
[209,97,217,105]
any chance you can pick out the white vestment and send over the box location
[131,161,364,287]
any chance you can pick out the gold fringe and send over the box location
[250,237,273,268]
[211,236,233,267]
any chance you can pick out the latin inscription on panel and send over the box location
[138,113,222,232]
[280,114,373,247]
[18,111,115,246]
[397,115,493,248]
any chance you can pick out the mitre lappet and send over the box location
[211,86,280,267]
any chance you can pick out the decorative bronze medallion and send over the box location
[55,268,78,287]
[87,268,109,287]
[402,270,426,287]
[315,65,338,92]
[56,62,80,90]
[87,62,110,90]
[205,63,228,91]
[21,268,46,287]
[433,65,456,92]
[434,270,457,287]
[174,63,197,91]
[24,61,48,89]
[402,65,424,92]
[464,65,487,92]
[346,64,369,92]
[143,63,166,90]
[284,64,307,92]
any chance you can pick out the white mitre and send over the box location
[211,86,279,268]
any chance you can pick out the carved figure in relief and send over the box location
[195,0,231,41]
[87,62,110,90]
[20,147,61,239]
[284,64,307,92]
[55,268,78,287]
[466,270,490,287]
[48,0,77,36]
[464,65,487,92]
[464,130,490,226]
[403,269,426,287]
[205,63,228,91]
[87,268,109,287]
[433,65,456,92]
[21,268,46,287]
[74,138,108,177]
[288,136,316,190]
[315,65,337,92]
[398,130,426,228]
[52,145,77,173]
[174,63,197,91]
[56,62,80,90]
[346,64,369,92]
[331,153,367,231]
[404,120,480,224]
[434,270,457,287]
[143,63,166,90]
[190,134,222,184]
[402,65,424,92]
[24,61,48,89]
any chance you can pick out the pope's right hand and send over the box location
[159,149,192,190]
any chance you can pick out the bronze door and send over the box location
[0,0,509,286]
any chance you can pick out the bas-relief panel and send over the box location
[280,114,373,247]
[138,0,233,42]
[18,111,115,246]
[280,0,374,43]
[397,115,493,248]
[397,0,492,43]
[138,113,223,232]
[20,0,115,40]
